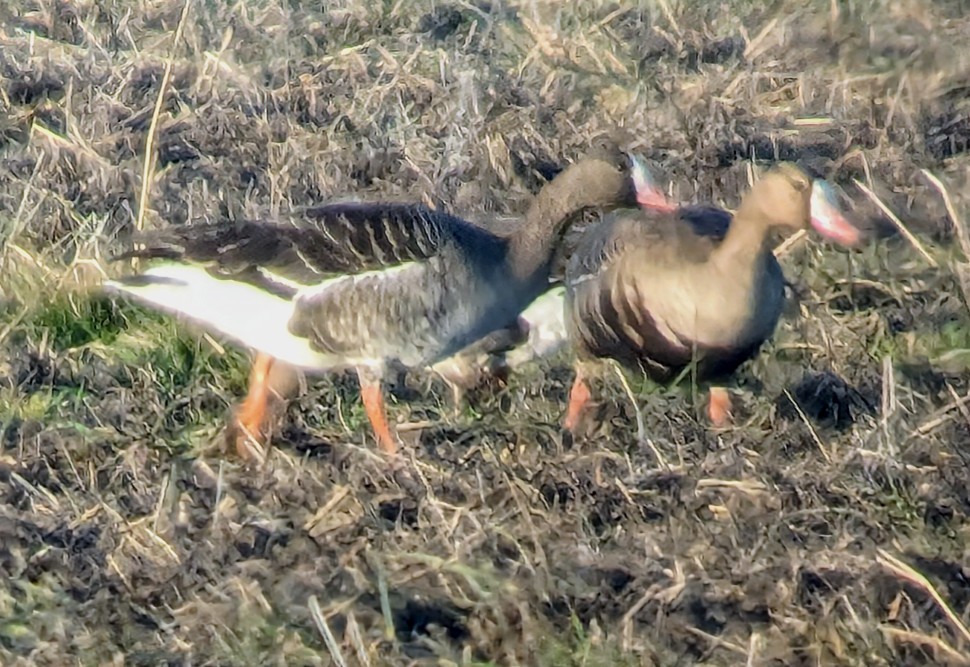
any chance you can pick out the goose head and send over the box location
[808,179,861,247]
[630,156,678,213]
[738,164,862,248]
[630,159,862,248]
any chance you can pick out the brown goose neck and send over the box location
[710,197,773,270]
[508,159,634,279]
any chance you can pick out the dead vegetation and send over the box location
[2,0,970,664]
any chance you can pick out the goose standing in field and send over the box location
[421,162,702,406]
[562,161,862,437]
[105,153,642,461]
[421,159,742,406]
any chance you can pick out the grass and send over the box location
[1,285,253,459]
[534,614,642,667]
[1,0,970,665]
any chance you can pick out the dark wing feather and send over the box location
[113,203,500,287]
[676,205,733,241]
[297,202,447,273]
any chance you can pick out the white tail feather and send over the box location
[507,286,567,367]
[104,263,331,371]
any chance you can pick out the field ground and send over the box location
[2,0,970,665]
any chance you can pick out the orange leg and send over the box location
[563,368,592,433]
[357,370,398,456]
[707,386,733,427]
[232,352,274,459]
[267,359,301,406]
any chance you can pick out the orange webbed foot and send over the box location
[563,370,592,434]
[226,352,277,462]
[707,386,734,427]
[357,367,400,457]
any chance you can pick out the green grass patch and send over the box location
[15,293,160,352]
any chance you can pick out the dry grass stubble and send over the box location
[1,0,970,664]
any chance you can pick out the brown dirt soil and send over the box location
[2,1,970,665]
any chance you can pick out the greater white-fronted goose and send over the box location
[105,154,641,460]
[562,161,862,435]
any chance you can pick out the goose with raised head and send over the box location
[562,161,862,436]
[105,153,642,460]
